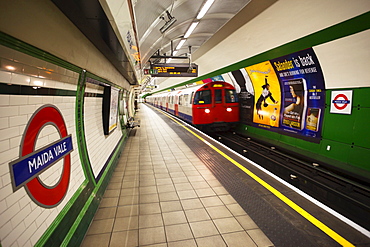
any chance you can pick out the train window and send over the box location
[194,90,211,105]
[225,89,238,103]
[183,94,188,106]
[215,89,222,104]
[190,92,194,104]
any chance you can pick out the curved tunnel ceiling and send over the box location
[51,0,278,89]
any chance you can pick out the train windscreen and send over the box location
[194,90,211,104]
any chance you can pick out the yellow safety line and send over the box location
[154,107,355,247]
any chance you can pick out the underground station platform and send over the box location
[81,103,369,247]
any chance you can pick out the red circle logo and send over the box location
[21,105,71,207]
[333,94,349,110]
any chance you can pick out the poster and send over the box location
[245,61,281,128]
[239,48,325,142]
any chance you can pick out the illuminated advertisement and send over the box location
[234,48,325,142]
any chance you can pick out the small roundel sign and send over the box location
[330,90,353,115]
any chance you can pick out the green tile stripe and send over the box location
[75,71,96,185]
[152,11,370,95]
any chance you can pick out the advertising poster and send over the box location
[109,87,120,132]
[245,61,282,128]
[270,48,325,140]
[238,48,325,142]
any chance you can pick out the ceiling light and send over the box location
[172,50,178,56]
[184,22,199,38]
[5,65,16,71]
[197,0,215,19]
[176,39,186,50]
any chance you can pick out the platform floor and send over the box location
[81,104,274,247]
[81,103,369,247]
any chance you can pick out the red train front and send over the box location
[192,81,239,131]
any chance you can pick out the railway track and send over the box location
[208,131,370,232]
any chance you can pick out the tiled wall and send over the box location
[0,47,85,247]
[84,82,123,179]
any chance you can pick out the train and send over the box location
[146,81,240,131]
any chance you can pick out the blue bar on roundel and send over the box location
[9,135,73,191]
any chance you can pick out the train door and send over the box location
[174,94,179,116]
[213,89,225,122]
[166,95,169,112]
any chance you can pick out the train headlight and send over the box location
[205,109,211,113]
[226,107,232,112]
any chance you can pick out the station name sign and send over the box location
[146,63,198,77]
[10,135,73,191]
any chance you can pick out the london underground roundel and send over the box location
[9,105,73,207]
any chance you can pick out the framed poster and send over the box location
[102,86,120,135]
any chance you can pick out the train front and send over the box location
[192,81,239,131]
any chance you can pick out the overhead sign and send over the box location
[330,90,353,114]
[150,63,198,77]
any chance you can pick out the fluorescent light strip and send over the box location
[197,0,215,19]
[176,39,186,50]
[184,22,199,38]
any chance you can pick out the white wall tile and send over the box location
[1,106,19,117]
[0,127,20,142]
[0,198,6,214]
[1,172,11,187]
[10,73,30,86]
[6,190,24,208]
[11,204,30,229]
[0,202,20,229]
[0,140,9,151]
[9,95,28,106]
[29,77,44,87]
[24,207,40,227]
[9,115,27,127]
[0,71,12,83]
[0,149,19,169]
[0,95,10,106]
[17,223,36,247]
[42,96,54,104]
[10,136,21,149]
[28,96,43,105]
[5,220,26,246]
[0,117,9,130]
[43,79,56,88]
[35,210,50,228]
[0,183,12,202]
[19,105,36,115]
[0,222,13,246]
